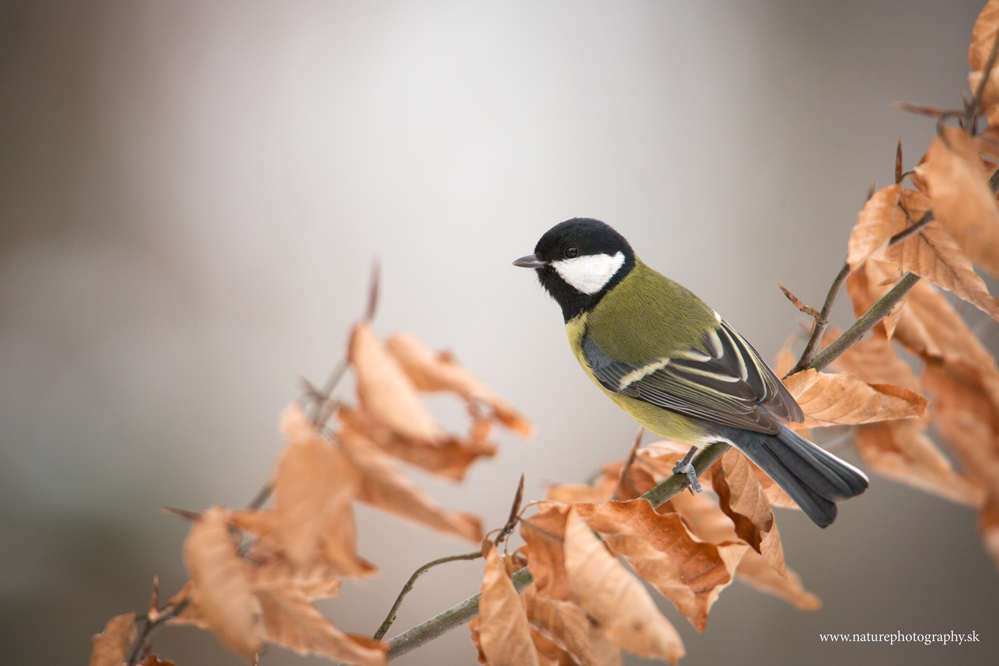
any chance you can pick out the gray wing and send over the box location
[583,319,803,435]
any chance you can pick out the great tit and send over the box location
[514,218,868,527]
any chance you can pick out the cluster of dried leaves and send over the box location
[92,4,999,665]
[90,320,531,666]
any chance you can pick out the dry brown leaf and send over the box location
[772,336,797,378]
[339,407,496,481]
[385,332,533,437]
[564,509,685,664]
[89,613,137,666]
[183,506,262,659]
[339,424,483,542]
[784,368,927,425]
[477,547,540,666]
[879,199,999,320]
[244,539,346,599]
[918,127,999,281]
[970,0,999,70]
[821,327,920,391]
[853,420,982,506]
[522,585,599,666]
[521,504,571,601]
[734,552,822,611]
[847,183,903,269]
[138,656,177,666]
[255,585,387,666]
[575,501,747,633]
[710,450,786,577]
[273,405,359,566]
[665,491,820,611]
[349,322,444,443]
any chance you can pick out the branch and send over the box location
[806,272,920,373]
[639,441,731,507]
[786,262,851,376]
[125,597,190,666]
[382,441,730,660]
[386,567,534,661]
[372,551,483,641]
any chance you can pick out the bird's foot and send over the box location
[672,446,702,494]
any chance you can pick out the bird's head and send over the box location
[513,218,636,321]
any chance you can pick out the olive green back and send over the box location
[585,258,718,363]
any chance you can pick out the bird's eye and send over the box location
[564,247,579,258]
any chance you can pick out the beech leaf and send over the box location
[477,547,541,666]
[847,183,903,269]
[522,585,600,666]
[385,332,533,437]
[783,369,927,425]
[521,504,572,601]
[563,509,685,664]
[340,407,496,481]
[575,501,747,632]
[853,420,983,506]
[710,450,786,578]
[918,127,999,281]
[339,424,483,542]
[272,405,359,566]
[349,322,444,443]
[255,585,387,666]
[665,491,820,611]
[970,0,999,70]
[183,506,262,660]
[89,613,136,666]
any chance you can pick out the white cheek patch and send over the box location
[552,251,626,295]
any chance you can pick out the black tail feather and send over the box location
[711,423,869,528]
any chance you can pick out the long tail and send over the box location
[722,423,869,528]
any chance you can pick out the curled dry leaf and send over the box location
[576,501,747,632]
[183,506,262,660]
[255,585,387,666]
[89,613,136,666]
[521,503,571,601]
[339,424,483,542]
[477,547,540,666]
[710,450,786,578]
[783,369,927,425]
[847,183,903,270]
[853,420,982,506]
[340,407,496,482]
[385,332,533,437]
[273,405,359,567]
[564,509,686,663]
[244,539,346,599]
[138,656,177,666]
[918,127,999,281]
[349,322,443,443]
[665,491,820,611]
[522,585,600,666]
[564,509,685,664]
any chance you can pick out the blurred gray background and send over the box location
[2,1,998,664]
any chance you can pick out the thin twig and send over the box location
[386,567,534,661]
[125,597,191,666]
[372,551,483,641]
[807,272,920,373]
[786,262,851,376]
[888,209,934,246]
[495,474,526,546]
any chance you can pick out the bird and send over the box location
[513,217,868,527]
